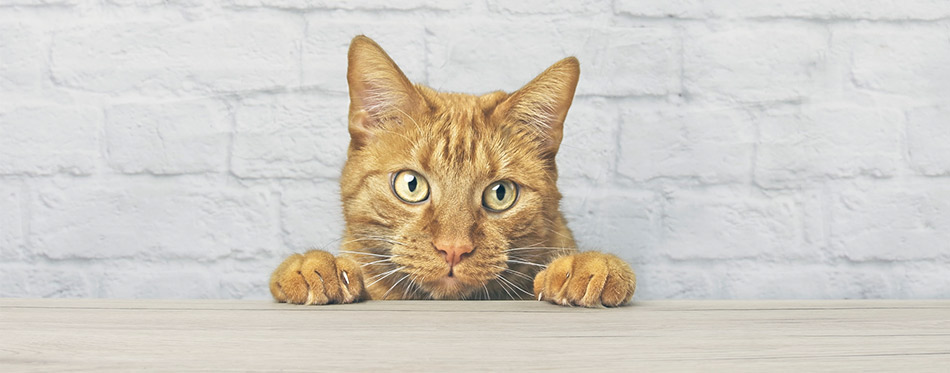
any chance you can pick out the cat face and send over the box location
[339,36,579,299]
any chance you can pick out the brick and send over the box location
[631,264,713,299]
[28,180,281,260]
[105,100,230,174]
[232,93,349,179]
[489,0,610,14]
[618,104,754,183]
[302,19,426,92]
[830,183,950,261]
[107,0,203,6]
[683,23,828,102]
[0,106,100,175]
[614,0,706,18]
[0,265,90,298]
[0,0,75,4]
[0,184,23,260]
[560,188,660,257]
[280,180,344,252]
[220,268,273,299]
[836,24,950,99]
[616,0,950,20]
[557,97,619,184]
[661,188,804,260]
[50,18,300,94]
[755,105,903,188]
[720,264,898,299]
[907,106,950,176]
[719,0,950,19]
[901,262,950,298]
[427,22,679,96]
[98,266,219,299]
[225,0,468,10]
[0,23,43,93]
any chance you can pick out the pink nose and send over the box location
[435,242,474,268]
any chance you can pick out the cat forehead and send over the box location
[372,124,548,189]
[417,87,509,117]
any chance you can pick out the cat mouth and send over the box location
[419,272,482,299]
[437,276,461,287]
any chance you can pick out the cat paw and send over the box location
[533,252,636,308]
[269,250,364,305]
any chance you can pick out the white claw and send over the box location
[305,291,314,306]
[538,292,543,301]
[342,271,350,286]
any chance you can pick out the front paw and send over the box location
[533,252,636,307]
[269,250,364,305]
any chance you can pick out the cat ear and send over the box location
[346,35,425,147]
[495,57,580,157]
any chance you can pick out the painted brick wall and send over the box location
[2,0,948,299]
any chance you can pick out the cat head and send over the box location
[339,36,579,299]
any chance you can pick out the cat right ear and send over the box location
[492,57,580,158]
[346,35,425,148]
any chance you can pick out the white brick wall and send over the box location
[1,0,948,300]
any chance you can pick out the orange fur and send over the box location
[269,36,636,307]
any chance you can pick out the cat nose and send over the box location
[434,241,474,268]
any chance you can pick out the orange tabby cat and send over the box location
[269,36,636,307]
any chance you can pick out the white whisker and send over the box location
[404,275,416,299]
[506,259,548,268]
[505,269,535,282]
[382,274,411,299]
[361,258,395,267]
[365,266,406,288]
[338,250,394,259]
[490,264,535,283]
[494,276,515,300]
[349,235,408,246]
[541,217,577,242]
[497,274,532,298]
[504,247,574,253]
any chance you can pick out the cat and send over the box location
[269,35,636,307]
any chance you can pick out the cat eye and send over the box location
[391,170,430,204]
[482,180,518,212]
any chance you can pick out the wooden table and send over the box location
[1,299,948,371]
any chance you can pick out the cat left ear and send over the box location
[346,35,426,148]
[494,57,580,157]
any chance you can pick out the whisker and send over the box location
[489,264,534,282]
[495,277,515,300]
[382,274,411,299]
[506,259,548,268]
[315,236,347,251]
[504,268,535,282]
[338,250,394,259]
[361,258,396,267]
[541,217,577,242]
[504,247,575,253]
[403,273,417,299]
[497,274,532,298]
[349,235,408,246]
[365,266,406,288]
[483,283,491,301]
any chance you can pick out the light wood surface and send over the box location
[1,299,948,371]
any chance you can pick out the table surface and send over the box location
[1,299,949,372]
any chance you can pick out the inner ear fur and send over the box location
[346,35,426,147]
[492,57,580,157]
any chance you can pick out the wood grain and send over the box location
[1,299,948,371]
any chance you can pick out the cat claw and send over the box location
[538,292,543,301]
